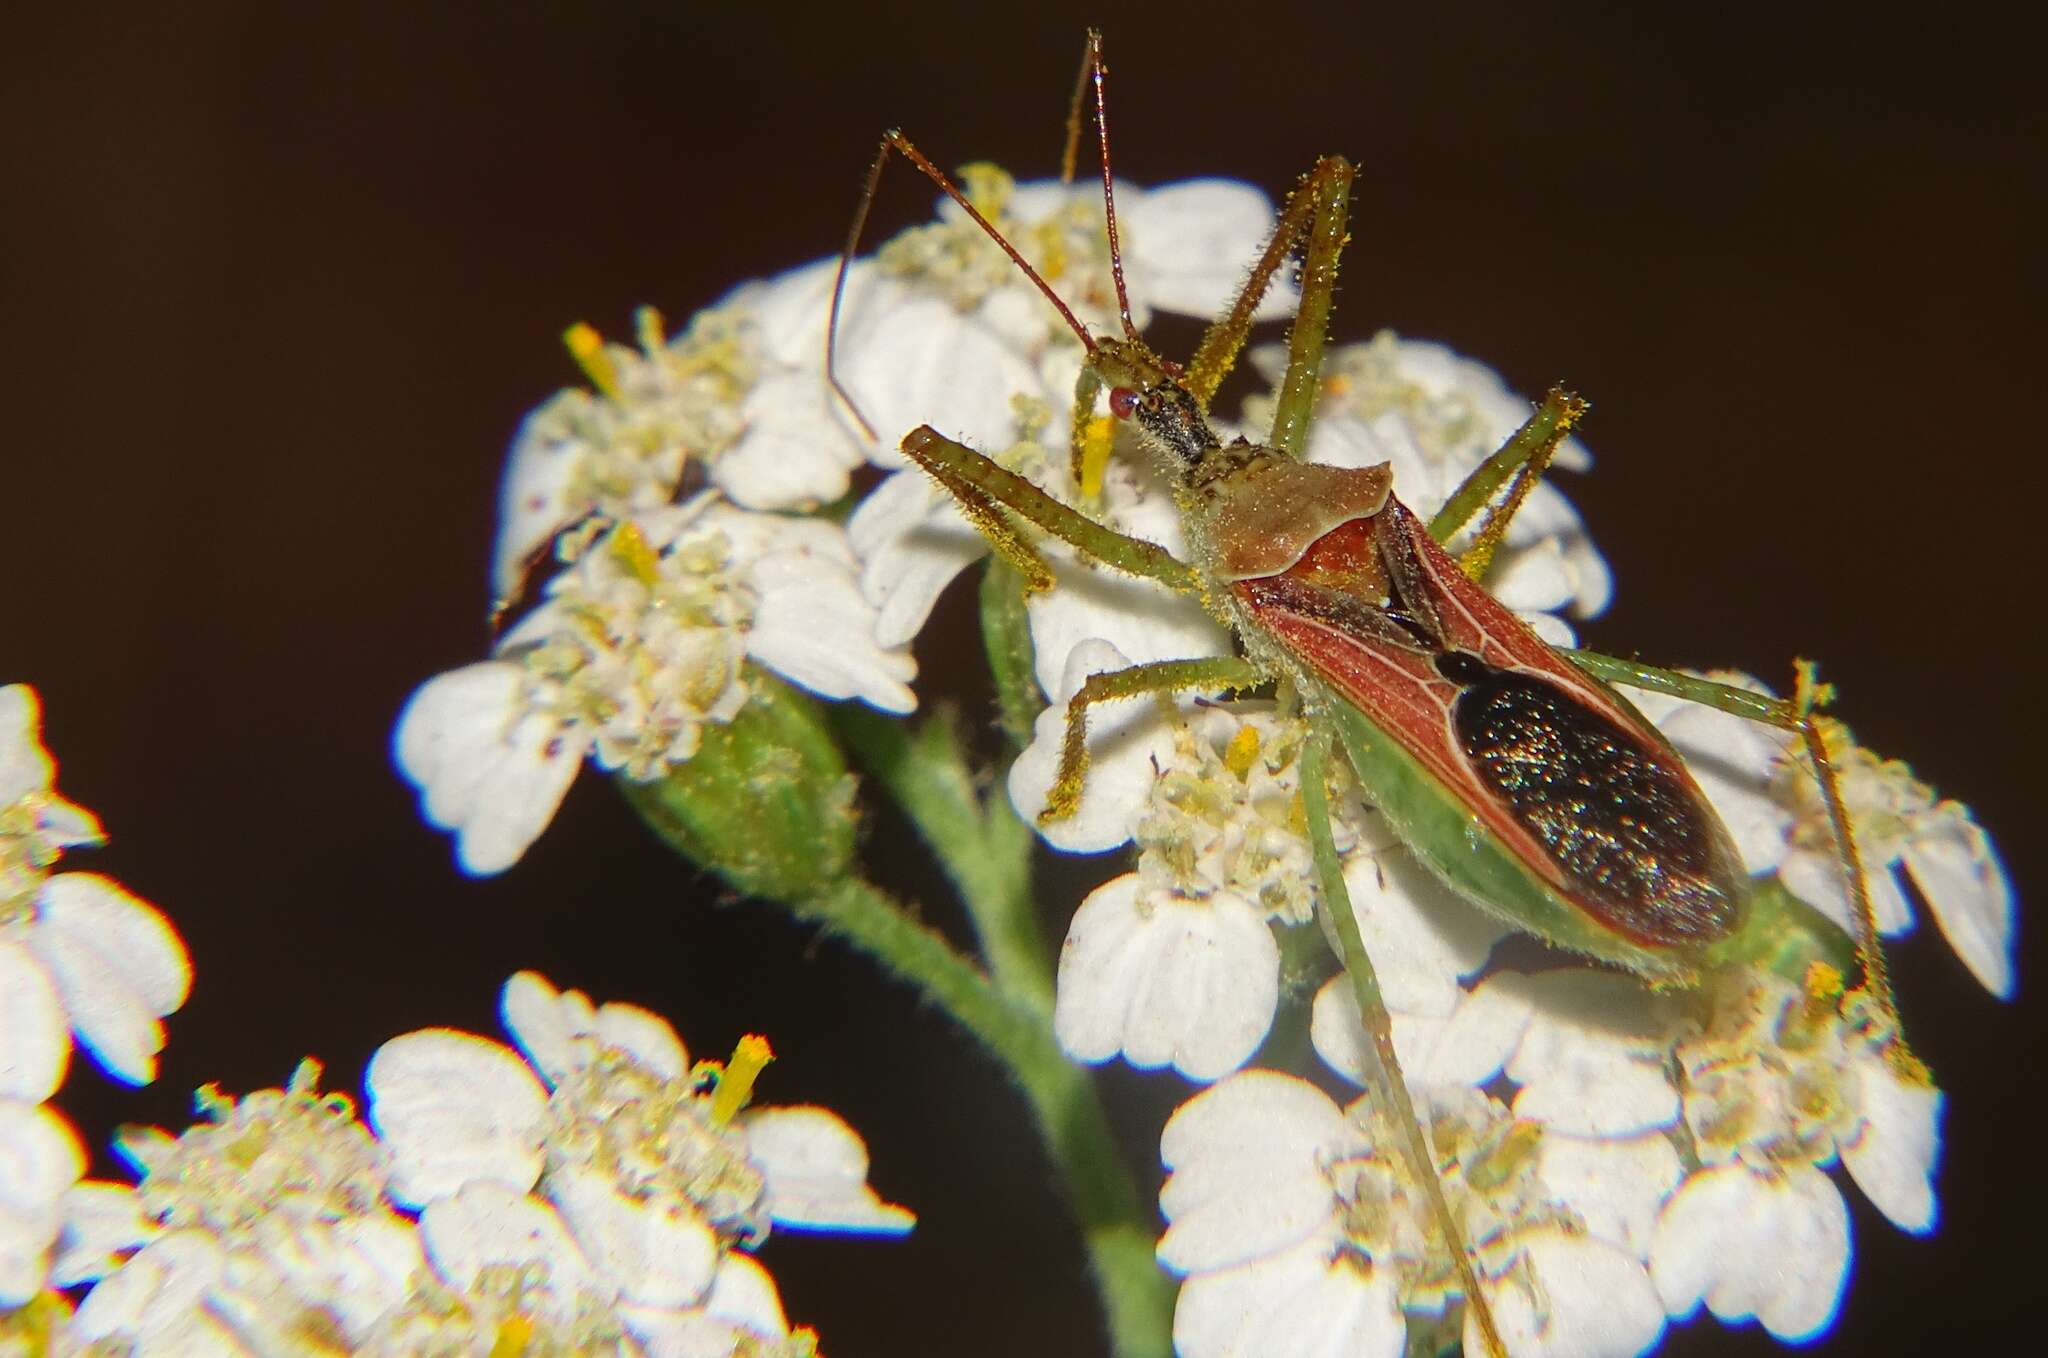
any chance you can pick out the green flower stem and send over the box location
[832,706,1054,1014]
[798,875,1175,1358]
[979,558,1043,752]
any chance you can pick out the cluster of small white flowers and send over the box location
[1100,671,2007,1356]
[45,971,911,1356]
[398,167,1300,878]
[0,684,191,1316]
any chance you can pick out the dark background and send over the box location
[5,3,2037,1353]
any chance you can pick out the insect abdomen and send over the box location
[1438,651,1742,947]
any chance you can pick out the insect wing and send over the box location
[1237,497,1748,978]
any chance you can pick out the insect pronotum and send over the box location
[826,29,1917,1357]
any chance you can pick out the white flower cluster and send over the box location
[1,684,191,1311]
[43,971,910,1356]
[396,169,1304,878]
[1038,664,2007,1356]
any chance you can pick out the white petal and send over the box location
[846,467,989,649]
[702,1252,789,1336]
[592,1002,688,1082]
[1338,849,1507,1018]
[1054,876,1279,1081]
[1023,554,1230,702]
[1174,1237,1404,1358]
[547,1164,717,1309]
[1485,540,1575,614]
[419,1180,599,1297]
[1310,964,1532,1095]
[1518,609,1577,647]
[0,940,68,1101]
[0,1100,83,1305]
[1123,180,1297,324]
[21,905,166,1087]
[501,969,691,1087]
[1505,972,1682,1138]
[1418,976,1537,1087]
[71,1230,237,1353]
[1157,1072,1356,1274]
[1485,1229,1664,1358]
[1007,639,1185,852]
[1650,1163,1849,1343]
[0,684,54,803]
[280,1211,424,1336]
[715,369,865,510]
[499,968,594,1085]
[1654,700,1795,875]
[745,542,918,712]
[829,291,1047,468]
[1535,1131,1684,1258]
[36,872,191,1019]
[1841,1056,1942,1234]
[740,1105,915,1235]
[491,402,585,602]
[52,1180,151,1286]
[366,1028,549,1208]
[1902,811,2014,998]
[392,662,587,876]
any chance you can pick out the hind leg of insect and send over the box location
[1415,405,1916,1066]
[1561,649,1923,1072]
[1301,728,1510,1358]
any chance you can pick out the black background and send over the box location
[5,3,2037,1354]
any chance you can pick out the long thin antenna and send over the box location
[1086,32,1141,343]
[826,130,1099,441]
[1058,29,1097,183]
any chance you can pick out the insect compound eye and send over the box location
[1108,386,1139,419]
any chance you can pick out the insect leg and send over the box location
[1186,157,1358,456]
[1425,386,1589,570]
[1040,656,1262,823]
[1563,649,1920,1071]
[900,426,1198,592]
[1300,730,1507,1358]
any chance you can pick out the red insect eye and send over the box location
[1109,387,1139,419]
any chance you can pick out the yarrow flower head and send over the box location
[54,1059,425,1353]
[42,971,906,1355]
[1,684,191,1096]
[365,970,911,1353]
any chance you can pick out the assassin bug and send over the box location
[826,30,1922,1357]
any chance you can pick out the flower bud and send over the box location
[617,671,857,903]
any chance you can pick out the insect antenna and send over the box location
[1078,30,1144,346]
[826,130,1099,443]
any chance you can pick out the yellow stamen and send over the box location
[710,1034,775,1125]
[606,522,660,587]
[633,305,666,355]
[1223,725,1262,780]
[1078,414,1116,500]
[488,1314,535,1358]
[563,322,621,400]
